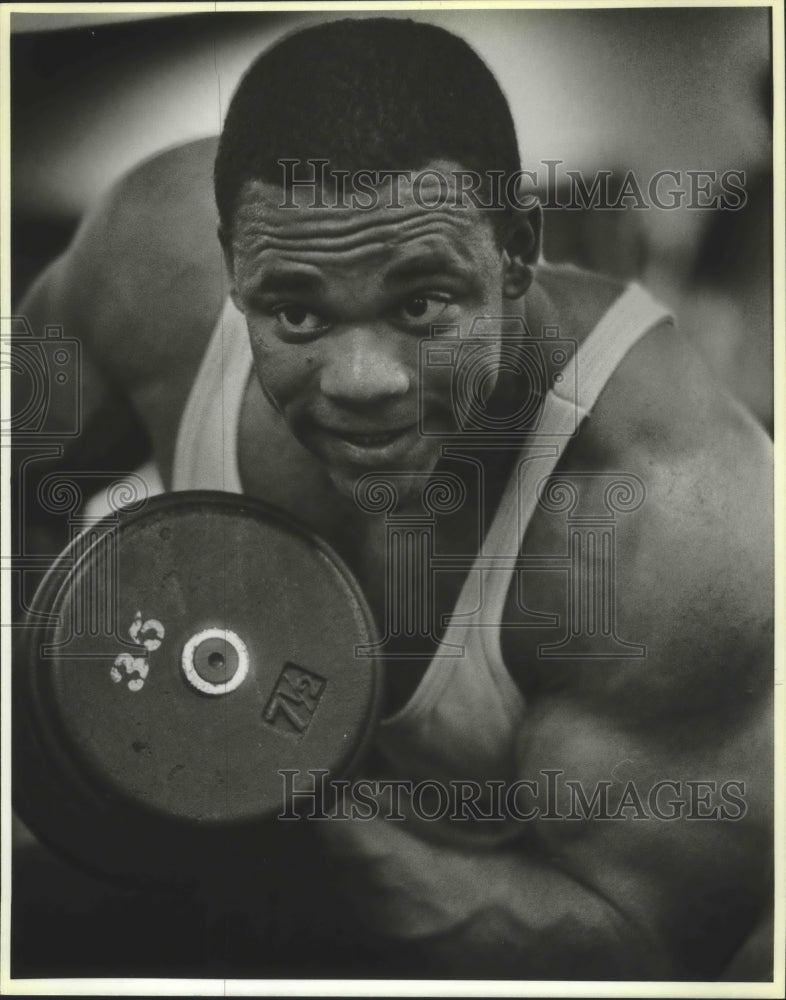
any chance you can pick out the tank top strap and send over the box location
[474,281,672,554]
[554,280,674,414]
[473,281,673,676]
[172,297,251,493]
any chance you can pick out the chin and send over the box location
[326,456,444,513]
[326,466,364,502]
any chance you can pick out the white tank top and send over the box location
[172,285,673,807]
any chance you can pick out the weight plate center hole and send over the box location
[182,629,249,695]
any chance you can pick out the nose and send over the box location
[319,325,410,405]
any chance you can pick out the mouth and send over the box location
[316,423,419,466]
[333,429,408,447]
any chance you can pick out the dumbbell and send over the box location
[13,490,382,887]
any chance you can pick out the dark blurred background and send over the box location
[8,5,775,980]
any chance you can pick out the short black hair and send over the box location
[214,17,522,236]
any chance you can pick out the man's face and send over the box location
[225,162,533,502]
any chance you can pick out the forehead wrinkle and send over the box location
[237,226,484,284]
[232,218,485,274]
[242,203,478,236]
[237,169,477,217]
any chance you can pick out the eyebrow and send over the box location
[383,253,477,287]
[248,252,477,298]
[250,269,324,297]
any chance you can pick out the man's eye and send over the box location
[274,306,326,334]
[397,295,453,324]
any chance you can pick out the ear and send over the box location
[218,225,245,314]
[501,202,542,300]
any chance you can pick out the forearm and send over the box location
[313,817,674,979]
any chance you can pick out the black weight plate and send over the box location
[14,491,381,883]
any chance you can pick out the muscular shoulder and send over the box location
[507,312,773,720]
[49,137,224,384]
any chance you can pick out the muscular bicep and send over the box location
[506,352,774,975]
[13,232,152,566]
[516,684,774,978]
[16,253,113,435]
[12,141,225,532]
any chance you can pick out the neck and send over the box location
[516,265,565,337]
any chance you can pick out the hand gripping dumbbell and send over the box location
[13,491,382,888]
